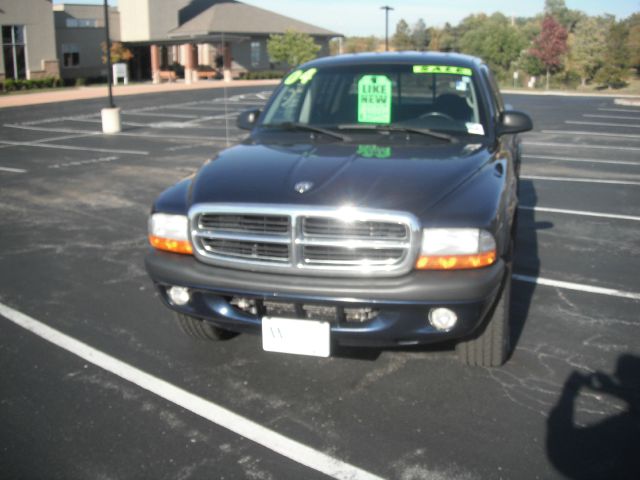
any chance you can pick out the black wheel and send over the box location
[174,312,236,341]
[456,264,511,367]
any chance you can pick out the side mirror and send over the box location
[497,110,533,135]
[237,109,261,130]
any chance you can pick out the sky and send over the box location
[53,0,639,36]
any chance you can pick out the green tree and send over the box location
[627,13,640,73]
[345,36,380,53]
[458,14,525,76]
[544,0,584,31]
[267,30,320,67]
[411,19,429,51]
[595,20,630,88]
[570,16,610,86]
[392,19,413,50]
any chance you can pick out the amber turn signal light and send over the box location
[148,235,193,255]
[415,250,496,270]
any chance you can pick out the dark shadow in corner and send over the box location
[510,179,551,353]
[546,354,640,479]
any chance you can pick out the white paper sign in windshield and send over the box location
[358,75,392,124]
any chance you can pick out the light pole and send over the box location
[101,0,121,133]
[381,6,393,51]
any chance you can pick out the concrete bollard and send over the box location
[101,107,121,134]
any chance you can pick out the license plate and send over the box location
[262,317,330,357]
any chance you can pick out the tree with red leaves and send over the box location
[529,15,569,89]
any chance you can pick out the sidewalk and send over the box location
[0,79,281,109]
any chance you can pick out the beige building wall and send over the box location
[0,0,59,80]
[118,0,151,42]
[119,0,191,42]
[53,4,120,80]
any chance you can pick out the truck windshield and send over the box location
[261,64,487,136]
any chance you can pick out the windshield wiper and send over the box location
[336,124,457,143]
[264,122,351,142]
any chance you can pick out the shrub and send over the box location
[244,70,285,80]
[75,77,87,87]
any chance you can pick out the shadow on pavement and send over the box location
[546,354,640,479]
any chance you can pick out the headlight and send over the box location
[416,228,496,270]
[148,213,193,255]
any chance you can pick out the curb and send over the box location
[0,79,281,109]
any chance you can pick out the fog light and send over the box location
[167,286,190,306]
[429,308,458,331]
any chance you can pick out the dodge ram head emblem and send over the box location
[294,181,314,194]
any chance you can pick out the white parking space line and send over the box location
[67,118,230,130]
[566,120,640,129]
[513,275,640,301]
[598,108,640,114]
[523,154,639,166]
[163,105,245,112]
[4,124,240,143]
[540,130,640,140]
[584,114,640,121]
[0,140,149,155]
[519,205,640,222]
[0,132,101,149]
[521,175,640,186]
[524,141,640,152]
[0,166,27,173]
[121,111,201,119]
[0,302,384,480]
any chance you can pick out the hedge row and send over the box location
[1,77,63,93]
[242,70,285,80]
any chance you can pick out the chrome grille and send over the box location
[202,238,289,262]
[199,214,289,234]
[189,204,420,277]
[302,217,407,239]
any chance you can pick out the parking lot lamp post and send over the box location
[100,0,121,133]
[381,6,394,51]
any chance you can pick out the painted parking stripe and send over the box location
[566,120,640,129]
[4,124,240,143]
[584,114,640,121]
[0,132,101,149]
[521,175,640,186]
[598,108,640,114]
[121,111,201,119]
[519,205,640,222]
[523,154,639,166]
[524,141,640,152]
[513,275,640,301]
[68,118,230,130]
[0,302,383,480]
[0,140,149,155]
[0,166,27,173]
[540,130,640,140]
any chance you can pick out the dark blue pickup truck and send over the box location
[145,52,532,367]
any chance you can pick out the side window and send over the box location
[484,67,505,114]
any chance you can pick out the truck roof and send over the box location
[301,51,484,70]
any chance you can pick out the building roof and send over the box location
[168,0,340,39]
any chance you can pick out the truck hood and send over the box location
[190,140,495,218]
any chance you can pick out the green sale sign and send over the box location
[357,75,392,124]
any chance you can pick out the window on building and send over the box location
[2,25,27,80]
[251,41,260,67]
[62,44,80,67]
[66,18,98,28]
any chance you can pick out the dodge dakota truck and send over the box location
[145,52,533,367]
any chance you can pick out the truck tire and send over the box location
[175,312,235,341]
[456,265,511,367]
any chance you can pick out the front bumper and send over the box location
[145,250,506,347]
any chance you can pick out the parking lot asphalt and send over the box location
[1,86,639,479]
